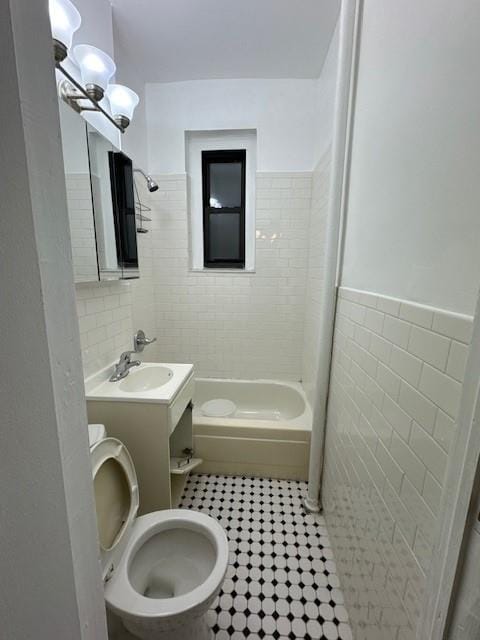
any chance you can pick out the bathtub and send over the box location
[193,378,312,481]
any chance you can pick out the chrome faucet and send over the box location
[109,351,141,382]
[109,330,157,382]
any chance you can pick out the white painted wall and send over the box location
[145,79,317,173]
[74,0,114,57]
[313,18,340,165]
[341,0,480,315]
[0,0,107,637]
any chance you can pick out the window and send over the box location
[202,149,246,268]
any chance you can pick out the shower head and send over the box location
[146,176,159,192]
[134,168,158,192]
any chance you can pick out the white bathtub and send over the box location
[193,378,312,481]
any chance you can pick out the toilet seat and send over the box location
[90,438,139,577]
[105,510,229,619]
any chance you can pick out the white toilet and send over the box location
[88,425,228,640]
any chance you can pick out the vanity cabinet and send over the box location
[86,373,201,514]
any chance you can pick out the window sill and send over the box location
[189,268,256,274]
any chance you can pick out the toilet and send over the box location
[88,426,228,640]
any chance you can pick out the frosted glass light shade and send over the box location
[49,0,81,59]
[73,44,116,101]
[106,84,140,125]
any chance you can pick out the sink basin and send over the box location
[85,362,193,405]
[119,366,173,392]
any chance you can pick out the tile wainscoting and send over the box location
[322,287,472,639]
[74,181,156,378]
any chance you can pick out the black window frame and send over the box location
[202,149,246,269]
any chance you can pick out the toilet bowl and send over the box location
[90,434,228,640]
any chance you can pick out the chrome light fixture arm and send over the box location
[56,62,126,133]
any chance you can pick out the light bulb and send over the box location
[49,0,81,62]
[106,84,139,128]
[73,44,116,101]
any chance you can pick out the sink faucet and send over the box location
[110,330,157,382]
[110,351,141,382]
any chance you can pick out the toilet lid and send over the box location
[90,437,139,552]
[201,398,236,418]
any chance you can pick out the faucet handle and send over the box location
[134,329,157,353]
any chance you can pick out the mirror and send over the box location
[58,103,139,283]
[58,101,99,283]
[87,128,123,280]
[87,127,139,280]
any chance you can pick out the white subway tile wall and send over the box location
[76,280,134,378]
[322,286,472,639]
[302,149,331,405]
[74,180,156,378]
[150,172,312,380]
[65,174,98,283]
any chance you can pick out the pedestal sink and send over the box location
[119,365,173,392]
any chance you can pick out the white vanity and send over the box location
[85,362,200,514]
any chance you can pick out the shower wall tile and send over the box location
[322,286,473,639]
[149,172,312,380]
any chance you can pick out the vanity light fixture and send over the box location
[49,0,81,62]
[73,44,116,101]
[49,0,138,133]
[106,84,140,129]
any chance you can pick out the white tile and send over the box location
[398,381,437,434]
[375,441,404,493]
[376,363,401,400]
[370,405,393,447]
[389,346,422,387]
[364,308,384,334]
[413,528,432,574]
[383,316,411,349]
[410,421,448,484]
[389,432,426,493]
[370,333,392,364]
[376,296,401,317]
[399,302,434,329]
[382,394,412,441]
[400,476,436,544]
[433,410,456,453]
[422,472,442,515]
[432,311,473,344]
[419,364,462,418]
[407,325,450,371]
[446,341,469,382]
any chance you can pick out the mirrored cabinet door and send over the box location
[86,127,123,280]
[87,127,139,281]
[58,101,99,283]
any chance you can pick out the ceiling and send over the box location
[111,0,341,83]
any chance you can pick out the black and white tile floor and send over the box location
[179,474,352,640]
